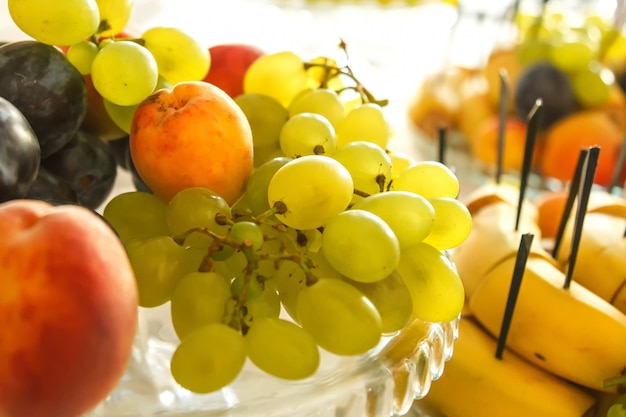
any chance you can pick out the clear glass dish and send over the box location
[85,302,459,417]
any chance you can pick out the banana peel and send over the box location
[417,317,597,417]
[451,201,545,297]
[469,251,626,392]
[552,191,626,312]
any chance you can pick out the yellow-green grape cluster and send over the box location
[238,49,392,169]
[8,0,210,134]
[101,47,472,396]
[514,7,621,110]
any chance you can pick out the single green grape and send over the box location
[243,282,281,325]
[67,41,99,75]
[243,51,310,107]
[235,93,289,149]
[422,197,472,250]
[391,160,459,199]
[272,252,342,321]
[331,140,393,197]
[288,87,346,129]
[607,403,626,417]
[353,190,435,249]
[8,0,100,46]
[170,323,246,393]
[271,259,307,322]
[253,144,285,168]
[396,242,465,323]
[387,150,416,180]
[103,100,138,134]
[244,156,293,216]
[321,209,400,283]
[549,39,595,73]
[166,187,232,248]
[267,155,353,230]
[279,112,336,157]
[296,278,382,356]
[104,75,172,133]
[141,26,211,84]
[230,221,264,251]
[245,317,320,380]
[571,62,613,108]
[170,271,231,340]
[91,40,158,106]
[345,271,413,335]
[126,236,204,307]
[335,102,390,149]
[102,191,170,244]
[95,0,134,37]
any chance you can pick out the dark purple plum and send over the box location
[514,62,579,130]
[41,130,117,210]
[0,41,87,157]
[0,96,41,203]
[24,165,79,206]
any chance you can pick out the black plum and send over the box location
[24,165,79,206]
[42,130,117,210]
[107,135,131,170]
[514,62,579,130]
[0,96,41,203]
[0,41,88,157]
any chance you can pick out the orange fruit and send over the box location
[540,110,622,187]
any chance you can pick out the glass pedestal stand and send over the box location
[85,303,459,417]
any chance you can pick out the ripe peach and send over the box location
[130,81,254,204]
[203,43,265,98]
[541,110,622,186]
[0,199,138,417]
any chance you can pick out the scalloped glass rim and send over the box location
[85,304,460,417]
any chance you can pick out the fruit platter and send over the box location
[2,0,626,417]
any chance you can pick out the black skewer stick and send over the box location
[551,148,589,259]
[608,135,626,194]
[515,98,543,232]
[496,69,509,185]
[564,146,600,290]
[495,233,534,360]
[438,126,447,166]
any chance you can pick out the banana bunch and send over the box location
[418,181,626,416]
[550,190,626,313]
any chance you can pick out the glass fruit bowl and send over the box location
[86,293,459,417]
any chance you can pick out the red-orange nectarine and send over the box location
[203,43,265,98]
[0,199,138,417]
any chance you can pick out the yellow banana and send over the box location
[417,317,597,417]
[553,191,626,313]
[469,251,626,391]
[452,201,545,297]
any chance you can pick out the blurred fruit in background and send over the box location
[409,0,626,188]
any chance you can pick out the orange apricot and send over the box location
[540,110,622,187]
[470,115,541,174]
[130,81,254,204]
[534,190,568,239]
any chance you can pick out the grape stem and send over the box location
[303,39,388,107]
